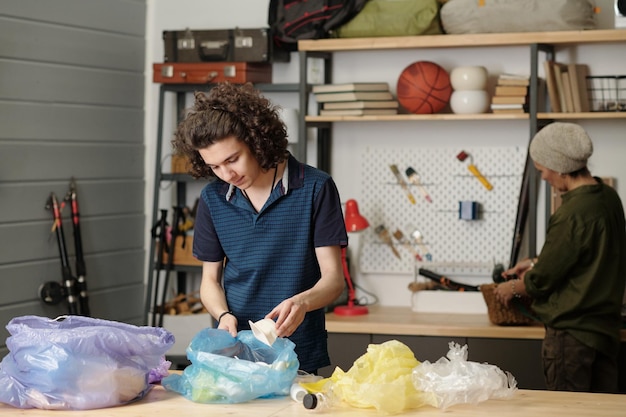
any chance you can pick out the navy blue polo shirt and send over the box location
[193,154,348,371]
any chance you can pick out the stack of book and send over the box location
[490,74,529,114]
[312,82,398,116]
[543,61,590,113]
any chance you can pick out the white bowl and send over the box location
[450,90,490,114]
[450,66,488,91]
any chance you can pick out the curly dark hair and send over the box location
[172,82,289,179]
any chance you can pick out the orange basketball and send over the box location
[397,61,452,114]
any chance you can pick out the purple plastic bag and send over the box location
[0,315,174,410]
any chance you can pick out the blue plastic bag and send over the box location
[162,328,299,403]
[0,315,174,410]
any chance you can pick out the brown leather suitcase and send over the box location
[153,62,272,84]
[162,28,289,63]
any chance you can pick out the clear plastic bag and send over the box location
[162,328,299,403]
[0,315,174,410]
[412,342,517,409]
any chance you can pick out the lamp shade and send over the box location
[344,199,369,232]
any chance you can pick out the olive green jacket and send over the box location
[525,178,626,358]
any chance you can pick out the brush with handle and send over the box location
[389,164,416,204]
[375,225,402,259]
[392,229,423,261]
[405,167,432,203]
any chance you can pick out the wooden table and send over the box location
[1,383,625,416]
[325,305,626,341]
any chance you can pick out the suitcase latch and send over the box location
[234,35,253,49]
[177,28,195,50]
[160,65,174,78]
[223,65,236,78]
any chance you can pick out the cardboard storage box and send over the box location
[162,235,202,266]
[171,154,191,174]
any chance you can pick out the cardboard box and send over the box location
[171,154,191,174]
[411,291,488,314]
[162,235,202,266]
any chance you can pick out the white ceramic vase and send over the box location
[450,90,490,114]
[450,66,488,91]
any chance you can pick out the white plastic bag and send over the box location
[412,342,517,410]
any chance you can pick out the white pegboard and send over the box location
[359,146,527,276]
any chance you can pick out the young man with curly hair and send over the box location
[172,82,347,374]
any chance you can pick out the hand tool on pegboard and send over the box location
[389,164,416,204]
[392,229,422,261]
[405,166,432,203]
[375,225,401,259]
[456,150,493,191]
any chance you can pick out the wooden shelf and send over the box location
[298,29,626,52]
[306,113,529,122]
[538,112,626,119]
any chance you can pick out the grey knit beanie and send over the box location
[529,123,593,173]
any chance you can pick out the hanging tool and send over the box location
[418,267,479,292]
[405,167,432,203]
[150,209,169,326]
[42,192,80,315]
[159,206,186,327]
[375,225,401,259]
[65,178,90,316]
[456,150,493,191]
[389,164,416,204]
[392,229,422,261]
[407,225,432,261]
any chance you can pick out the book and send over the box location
[553,63,569,112]
[491,95,527,105]
[312,82,389,94]
[494,85,528,96]
[490,103,524,110]
[567,63,591,113]
[543,61,562,113]
[561,70,575,113]
[497,73,530,86]
[319,108,398,116]
[314,91,394,103]
[322,100,399,110]
[576,64,591,113]
[567,64,583,113]
[491,108,525,114]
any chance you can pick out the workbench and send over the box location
[1,382,625,416]
[321,306,626,392]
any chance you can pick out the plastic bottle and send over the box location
[290,383,308,403]
[302,392,333,410]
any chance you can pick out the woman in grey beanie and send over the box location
[494,122,626,393]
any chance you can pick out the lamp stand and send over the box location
[334,247,368,316]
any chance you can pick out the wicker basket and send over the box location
[480,283,536,326]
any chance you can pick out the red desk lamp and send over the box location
[334,199,369,316]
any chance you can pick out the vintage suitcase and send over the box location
[162,28,289,63]
[153,62,273,84]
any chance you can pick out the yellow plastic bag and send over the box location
[302,340,436,414]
